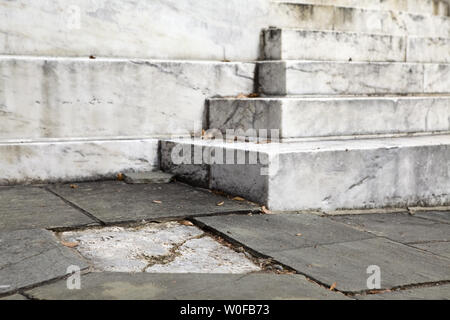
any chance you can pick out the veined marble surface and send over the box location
[407,37,450,63]
[0,138,159,185]
[161,135,450,210]
[0,0,269,60]
[270,2,450,37]
[0,57,255,140]
[209,97,450,138]
[258,61,450,95]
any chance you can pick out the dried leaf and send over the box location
[117,173,124,181]
[69,184,78,189]
[248,93,260,98]
[296,233,302,237]
[180,220,194,226]
[217,201,225,206]
[152,200,162,204]
[232,196,245,201]
[330,282,337,291]
[61,241,79,248]
[89,55,96,59]
[236,93,246,99]
[261,206,272,214]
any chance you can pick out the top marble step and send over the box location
[272,0,449,16]
[270,2,450,38]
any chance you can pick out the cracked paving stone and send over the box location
[330,213,450,244]
[270,238,450,293]
[48,181,258,223]
[25,272,350,300]
[60,222,261,273]
[0,229,89,294]
[355,284,450,300]
[0,186,97,231]
[410,242,450,259]
[413,211,450,224]
[195,213,373,255]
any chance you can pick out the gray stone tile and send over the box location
[414,211,450,224]
[26,272,349,300]
[411,242,450,259]
[330,213,449,243]
[0,186,97,231]
[123,171,175,184]
[0,294,28,300]
[48,182,258,223]
[356,284,450,300]
[0,229,89,294]
[195,213,373,255]
[271,238,450,293]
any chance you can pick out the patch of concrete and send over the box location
[59,222,261,274]
[123,171,175,184]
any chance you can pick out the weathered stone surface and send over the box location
[60,222,261,274]
[414,211,450,223]
[0,229,89,294]
[407,36,450,63]
[0,57,255,140]
[258,61,450,95]
[0,186,96,231]
[162,135,450,211]
[330,213,450,243]
[25,272,349,300]
[209,97,450,138]
[195,213,373,254]
[48,181,258,223]
[411,242,450,259]
[123,171,174,184]
[0,294,28,300]
[263,28,406,61]
[270,2,450,37]
[356,284,450,300]
[0,0,269,60]
[0,139,159,185]
[271,238,450,292]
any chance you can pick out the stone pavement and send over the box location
[0,181,449,300]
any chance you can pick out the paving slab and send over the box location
[411,242,450,259]
[195,213,373,255]
[413,211,450,224]
[0,229,89,294]
[123,171,175,184]
[270,238,450,293]
[356,284,450,300]
[330,213,450,244]
[0,186,97,231]
[25,272,349,300]
[48,182,258,223]
[0,294,28,300]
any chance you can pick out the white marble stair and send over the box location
[208,96,450,139]
[272,0,449,16]
[262,28,450,62]
[161,135,450,210]
[270,2,450,37]
[258,61,450,95]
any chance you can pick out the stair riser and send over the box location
[259,61,450,95]
[209,98,450,138]
[263,29,450,63]
[0,57,255,140]
[270,3,450,38]
[161,137,450,210]
[0,139,159,185]
[276,0,449,16]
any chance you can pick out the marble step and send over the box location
[262,28,450,63]
[0,56,255,140]
[258,61,450,95]
[272,0,449,16]
[208,96,450,139]
[270,2,450,38]
[0,138,159,185]
[161,134,450,211]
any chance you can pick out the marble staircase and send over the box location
[162,0,450,211]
